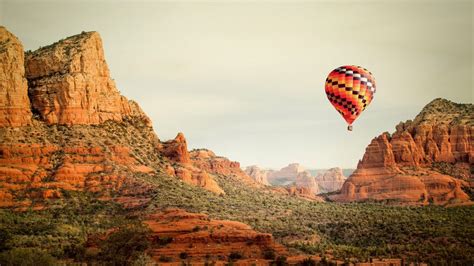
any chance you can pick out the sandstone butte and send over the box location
[331,98,473,205]
[25,31,144,126]
[0,27,264,208]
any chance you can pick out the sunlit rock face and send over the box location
[332,99,473,205]
[25,31,150,126]
[0,26,32,127]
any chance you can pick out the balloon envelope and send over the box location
[325,65,376,125]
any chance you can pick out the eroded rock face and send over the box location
[190,149,259,187]
[0,142,155,208]
[247,163,347,196]
[333,99,473,205]
[244,165,271,185]
[161,132,191,163]
[315,167,347,193]
[294,171,319,195]
[160,135,225,194]
[144,209,287,263]
[0,26,32,127]
[25,31,149,126]
[284,171,325,201]
[267,163,307,185]
[173,165,224,195]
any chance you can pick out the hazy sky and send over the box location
[1,0,472,169]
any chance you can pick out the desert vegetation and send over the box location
[142,173,474,264]
[0,171,473,265]
[0,192,151,265]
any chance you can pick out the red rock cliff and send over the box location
[0,28,230,208]
[332,98,473,205]
[190,149,259,187]
[25,31,150,126]
[161,132,191,163]
[0,26,32,127]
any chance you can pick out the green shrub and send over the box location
[0,228,11,252]
[99,225,151,264]
[0,248,56,266]
[132,254,154,266]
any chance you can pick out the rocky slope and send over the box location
[0,26,32,127]
[332,98,473,205]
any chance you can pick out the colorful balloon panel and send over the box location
[325,65,376,125]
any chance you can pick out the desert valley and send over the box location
[0,26,473,265]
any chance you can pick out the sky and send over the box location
[1,0,472,169]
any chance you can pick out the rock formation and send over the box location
[144,209,287,263]
[246,163,347,197]
[172,165,224,195]
[0,27,242,207]
[25,31,150,126]
[332,98,473,205]
[267,163,307,185]
[294,171,319,195]
[161,132,190,163]
[244,165,271,185]
[190,149,259,187]
[315,167,347,193]
[0,122,159,209]
[0,26,32,127]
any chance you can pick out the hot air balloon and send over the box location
[325,65,376,131]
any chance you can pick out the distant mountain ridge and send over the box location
[309,169,355,178]
[245,163,349,196]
